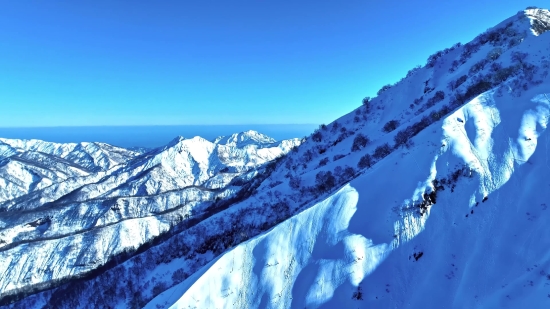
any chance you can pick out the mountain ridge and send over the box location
[3,7,550,309]
[0,130,300,305]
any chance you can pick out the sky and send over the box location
[0,0,546,127]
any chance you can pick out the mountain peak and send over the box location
[214,130,277,147]
[166,135,186,146]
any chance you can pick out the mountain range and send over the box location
[0,131,300,306]
[2,6,550,309]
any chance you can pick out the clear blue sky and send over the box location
[0,1,545,127]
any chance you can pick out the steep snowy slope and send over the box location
[4,7,550,309]
[0,131,299,305]
[145,7,550,309]
[152,88,550,309]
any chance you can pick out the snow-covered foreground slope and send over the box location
[150,79,550,309]
[0,131,300,304]
[142,8,550,309]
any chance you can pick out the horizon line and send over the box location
[0,124,320,129]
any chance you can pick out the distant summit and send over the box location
[0,130,300,305]
[213,130,278,147]
[525,7,550,35]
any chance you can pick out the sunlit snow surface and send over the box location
[148,87,550,308]
[5,8,550,309]
[0,130,300,299]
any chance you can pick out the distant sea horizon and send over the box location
[0,124,318,149]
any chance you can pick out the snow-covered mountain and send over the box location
[0,130,300,305]
[146,8,550,308]
[0,139,143,204]
[3,6,550,309]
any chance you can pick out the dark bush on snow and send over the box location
[487,47,503,61]
[334,166,356,183]
[311,130,323,142]
[469,58,489,75]
[358,154,374,169]
[318,157,329,167]
[406,65,422,78]
[427,51,445,68]
[152,282,168,298]
[289,175,301,190]
[511,51,528,64]
[382,120,399,133]
[377,84,393,96]
[427,43,461,68]
[373,143,392,160]
[449,60,460,73]
[171,269,187,285]
[492,65,519,83]
[315,171,336,193]
[426,91,445,108]
[475,29,503,46]
[302,149,314,162]
[459,42,481,64]
[448,75,467,91]
[489,62,503,73]
[362,97,371,112]
[330,121,341,133]
[351,133,369,152]
[464,79,493,100]
[394,130,410,147]
[333,154,345,161]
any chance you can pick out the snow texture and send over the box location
[4,7,550,309]
[0,131,299,301]
[145,8,550,309]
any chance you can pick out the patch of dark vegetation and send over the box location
[357,154,374,169]
[318,157,329,167]
[373,144,392,160]
[382,120,400,133]
[377,84,393,96]
[351,133,369,152]
[311,130,323,143]
[409,251,424,261]
[352,286,364,300]
[426,42,461,68]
